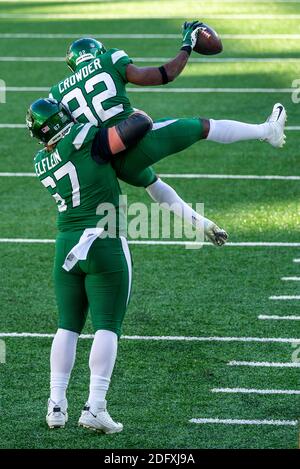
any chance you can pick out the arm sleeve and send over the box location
[110,48,133,83]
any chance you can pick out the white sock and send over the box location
[88,330,118,410]
[50,328,78,403]
[207,119,271,144]
[146,178,211,232]
[50,374,70,404]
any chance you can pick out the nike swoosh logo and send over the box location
[276,105,284,120]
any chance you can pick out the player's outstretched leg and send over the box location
[146,178,228,246]
[78,330,123,434]
[46,328,79,429]
[206,103,287,148]
[114,103,287,186]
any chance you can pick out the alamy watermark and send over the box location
[0,79,6,104]
[96,196,206,249]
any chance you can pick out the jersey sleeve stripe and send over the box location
[120,236,132,306]
[73,123,94,150]
[111,50,128,64]
[152,119,178,131]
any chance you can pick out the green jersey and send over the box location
[50,49,134,128]
[34,123,122,232]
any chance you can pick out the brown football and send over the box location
[193,23,223,55]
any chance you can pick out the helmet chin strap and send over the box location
[47,122,74,146]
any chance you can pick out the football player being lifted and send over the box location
[49,22,286,247]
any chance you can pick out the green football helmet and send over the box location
[26,98,74,145]
[66,37,107,71]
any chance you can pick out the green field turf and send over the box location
[0,0,299,450]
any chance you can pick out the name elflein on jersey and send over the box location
[35,149,62,177]
[58,58,102,94]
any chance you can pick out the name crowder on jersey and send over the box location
[58,58,102,94]
[35,149,62,177]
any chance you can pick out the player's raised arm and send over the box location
[126,21,200,85]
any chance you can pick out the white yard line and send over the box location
[0,86,296,94]
[258,314,300,320]
[0,172,35,176]
[0,238,56,244]
[1,14,300,20]
[1,172,300,179]
[281,277,300,281]
[189,418,298,426]
[0,86,49,91]
[269,295,300,300]
[1,238,300,248]
[0,332,299,344]
[0,56,299,64]
[293,259,300,263]
[212,387,300,395]
[158,173,300,180]
[0,124,26,129]
[1,33,300,40]
[228,360,300,368]
[124,241,300,247]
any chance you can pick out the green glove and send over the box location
[181,20,203,54]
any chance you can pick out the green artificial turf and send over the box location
[0,0,299,449]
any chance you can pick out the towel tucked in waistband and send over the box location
[62,227,104,272]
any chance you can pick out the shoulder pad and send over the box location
[72,123,94,150]
[109,49,129,65]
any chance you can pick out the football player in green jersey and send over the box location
[28,97,228,434]
[49,24,286,244]
[50,33,229,245]
[27,97,159,433]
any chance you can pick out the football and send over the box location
[193,23,223,55]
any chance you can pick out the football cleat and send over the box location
[46,398,68,429]
[204,221,228,246]
[78,401,123,434]
[264,103,287,148]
